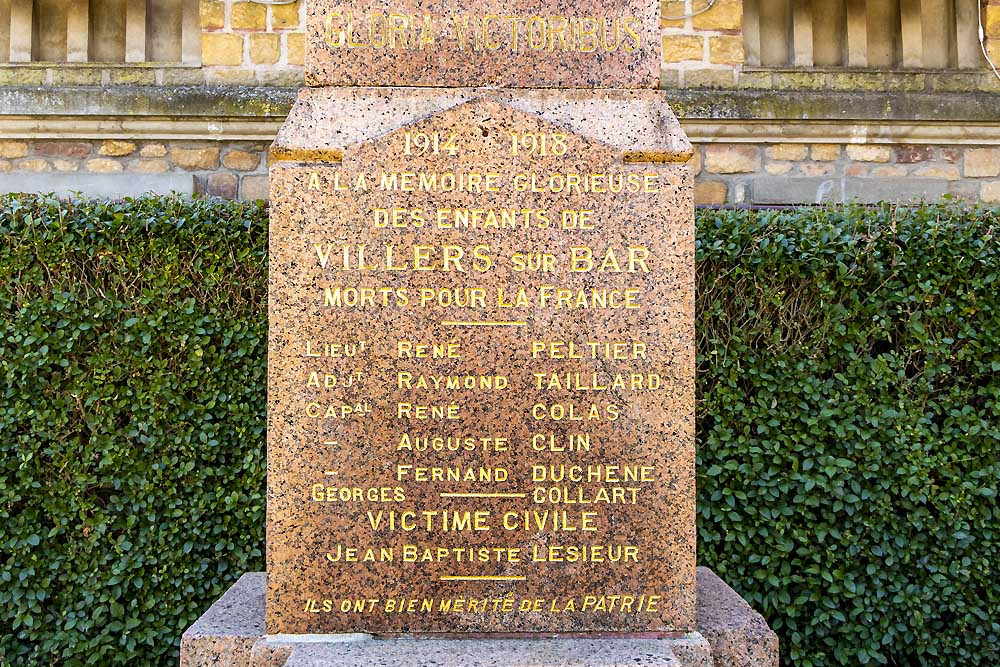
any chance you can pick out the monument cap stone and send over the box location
[305,0,661,88]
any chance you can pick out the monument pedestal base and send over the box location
[180,568,778,667]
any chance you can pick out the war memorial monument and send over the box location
[180,0,779,663]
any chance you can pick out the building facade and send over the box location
[1,0,999,204]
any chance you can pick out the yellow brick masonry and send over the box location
[660,0,742,87]
[200,0,305,85]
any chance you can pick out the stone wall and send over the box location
[200,0,305,85]
[0,139,270,200]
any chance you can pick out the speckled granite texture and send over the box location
[267,94,695,634]
[179,569,777,666]
[271,87,691,164]
[305,0,659,88]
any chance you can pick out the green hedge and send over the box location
[1,196,998,666]
[0,196,269,666]
[697,203,1000,666]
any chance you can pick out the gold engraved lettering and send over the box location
[531,402,620,421]
[325,11,434,50]
[395,464,509,482]
[510,132,569,157]
[397,340,461,358]
[326,545,394,562]
[310,485,406,502]
[532,433,591,451]
[501,510,598,532]
[397,434,509,452]
[398,372,508,390]
[530,545,639,562]
[530,340,647,360]
[448,14,642,53]
[537,286,640,310]
[396,403,462,420]
[511,251,557,272]
[569,246,650,273]
[304,340,367,357]
[532,464,655,483]
[366,509,491,532]
[532,372,662,391]
[532,486,641,504]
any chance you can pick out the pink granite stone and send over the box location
[267,93,695,634]
[305,0,660,88]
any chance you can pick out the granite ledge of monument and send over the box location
[179,569,777,667]
[269,87,692,165]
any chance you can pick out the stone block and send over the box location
[240,175,270,201]
[203,33,245,67]
[810,144,840,161]
[805,163,838,176]
[0,173,194,198]
[830,73,885,91]
[286,34,305,66]
[255,70,305,87]
[842,164,866,177]
[0,141,29,159]
[110,68,157,85]
[172,146,221,170]
[162,68,208,85]
[845,145,892,162]
[51,68,104,85]
[736,71,772,89]
[0,67,46,85]
[709,36,743,64]
[16,158,50,172]
[705,145,760,173]
[206,68,259,85]
[965,148,999,177]
[36,142,91,159]
[268,90,695,635]
[0,160,11,172]
[207,172,239,198]
[982,181,1000,202]
[913,165,960,180]
[895,145,931,163]
[85,158,124,173]
[765,162,792,175]
[691,0,742,29]
[871,165,908,178]
[130,159,170,174]
[884,72,926,91]
[250,34,281,65]
[304,0,660,87]
[751,176,948,204]
[695,568,779,667]
[180,573,265,667]
[232,2,267,30]
[986,5,1000,37]
[684,69,735,88]
[53,159,79,172]
[774,72,825,89]
[663,36,705,63]
[201,1,226,30]
[180,568,777,667]
[99,141,137,157]
[765,144,808,161]
[271,2,301,29]
[140,143,168,158]
[694,180,728,205]
[224,150,262,172]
